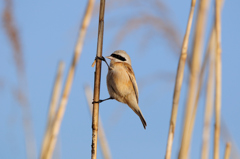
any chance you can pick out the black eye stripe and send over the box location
[111,53,126,61]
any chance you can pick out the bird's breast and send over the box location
[107,63,133,102]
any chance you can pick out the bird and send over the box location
[94,50,147,129]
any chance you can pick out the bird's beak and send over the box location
[106,56,113,60]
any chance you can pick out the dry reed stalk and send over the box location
[3,0,37,158]
[13,88,37,159]
[165,0,196,158]
[214,0,222,158]
[200,29,216,159]
[188,44,209,128]
[178,0,211,158]
[188,27,216,158]
[40,61,64,159]
[42,0,95,158]
[91,0,106,158]
[85,85,112,159]
[224,142,231,159]
[3,0,25,76]
[221,121,240,159]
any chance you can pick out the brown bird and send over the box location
[95,50,147,129]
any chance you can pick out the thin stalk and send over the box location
[165,0,196,159]
[214,0,222,158]
[224,142,231,159]
[91,0,106,158]
[201,29,216,159]
[3,1,37,158]
[189,26,216,158]
[40,61,64,158]
[221,121,240,159]
[42,0,95,158]
[178,0,211,158]
[85,85,112,159]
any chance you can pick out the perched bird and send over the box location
[95,50,147,129]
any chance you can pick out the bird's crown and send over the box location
[110,50,131,65]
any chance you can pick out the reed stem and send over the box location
[214,0,222,158]
[200,29,216,159]
[42,0,95,158]
[178,0,210,158]
[165,0,196,158]
[224,142,231,159]
[40,61,64,159]
[91,0,106,159]
[85,85,112,159]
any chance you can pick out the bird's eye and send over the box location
[111,54,126,61]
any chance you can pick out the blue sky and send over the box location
[0,0,240,158]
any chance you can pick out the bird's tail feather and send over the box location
[127,99,147,129]
[137,110,147,129]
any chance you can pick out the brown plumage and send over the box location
[106,50,147,129]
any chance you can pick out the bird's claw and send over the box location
[95,56,110,69]
[92,97,113,104]
[95,56,106,62]
[92,100,103,104]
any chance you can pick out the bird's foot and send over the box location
[92,97,113,104]
[95,56,110,69]
[95,56,106,62]
[92,100,103,104]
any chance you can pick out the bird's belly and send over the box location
[107,68,131,103]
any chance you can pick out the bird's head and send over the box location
[106,50,131,65]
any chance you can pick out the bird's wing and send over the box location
[123,63,139,103]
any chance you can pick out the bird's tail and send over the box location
[126,99,147,129]
[137,110,147,129]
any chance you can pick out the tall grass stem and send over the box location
[85,85,112,159]
[40,61,64,159]
[91,0,106,158]
[214,0,223,157]
[165,0,196,158]
[178,0,211,157]
[200,29,216,159]
[42,0,95,158]
[224,142,231,159]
